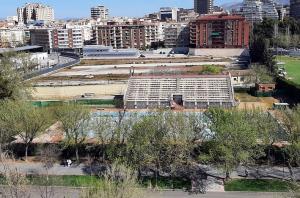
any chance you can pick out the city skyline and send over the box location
[1,0,234,19]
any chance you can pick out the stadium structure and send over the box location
[124,75,236,109]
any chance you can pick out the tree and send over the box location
[81,162,143,198]
[251,64,274,84]
[255,110,280,165]
[0,151,30,198]
[91,115,113,161]
[0,53,31,100]
[0,101,18,153]
[0,101,49,161]
[202,108,260,180]
[55,103,91,162]
[38,145,60,198]
[280,106,300,181]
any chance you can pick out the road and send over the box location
[0,187,287,198]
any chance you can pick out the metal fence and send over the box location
[24,56,80,80]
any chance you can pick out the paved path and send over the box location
[0,187,287,198]
[1,162,300,180]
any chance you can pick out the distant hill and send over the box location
[221,0,290,11]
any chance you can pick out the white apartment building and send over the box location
[160,7,179,22]
[17,3,54,24]
[91,5,109,20]
[0,29,25,48]
[144,23,159,47]
[30,28,83,52]
[237,0,278,23]
[164,23,189,48]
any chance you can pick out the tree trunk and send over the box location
[225,171,230,181]
[25,144,29,161]
[287,161,295,181]
[75,147,79,162]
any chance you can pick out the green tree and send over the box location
[202,108,260,180]
[0,53,31,100]
[55,103,91,162]
[0,100,49,161]
[280,106,300,181]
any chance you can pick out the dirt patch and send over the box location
[79,57,231,66]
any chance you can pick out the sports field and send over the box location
[277,56,300,85]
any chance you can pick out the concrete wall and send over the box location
[189,48,250,57]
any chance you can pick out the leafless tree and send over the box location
[0,151,30,198]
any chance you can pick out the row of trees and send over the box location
[1,101,300,183]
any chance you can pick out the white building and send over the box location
[160,7,179,22]
[164,23,189,48]
[0,29,25,48]
[91,5,109,20]
[238,0,278,23]
[17,3,54,24]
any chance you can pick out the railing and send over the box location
[24,55,80,80]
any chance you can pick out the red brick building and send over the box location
[189,14,250,48]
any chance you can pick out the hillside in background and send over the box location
[221,0,289,11]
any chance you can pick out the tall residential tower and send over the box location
[17,3,54,24]
[91,5,109,20]
[194,0,213,15]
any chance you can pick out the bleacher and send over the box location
[124,75,236,109]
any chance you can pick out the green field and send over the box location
[225,179,297,192]
[277,56,300,85]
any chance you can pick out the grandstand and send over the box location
[124,75,236,109]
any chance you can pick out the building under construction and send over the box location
[124,75,236,109]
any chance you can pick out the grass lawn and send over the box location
[225,179,296,192]
[277,56,300,85]
[0,175,190,189]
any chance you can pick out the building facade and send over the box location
[0,29,25,48]
[159,7,178,22]
[30,28,84,52]
[17,3,54,24]
[164,23,190,48]
[194,0,214,15]
[290,0,300,20]
[91,5,109,20]
[189,14,250,48]
[93,22,159,49]
[236,0,279,23]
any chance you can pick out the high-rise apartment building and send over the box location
[30,28,84,53]
[17,3,54,24]
[290,0,300,20]
[164,23,189,48]
[93,22,159,49]
[91,5,109,20]
[236,0,278,23]
[159,7,179,22]
[194,0,213,15]
[189,14,250,48]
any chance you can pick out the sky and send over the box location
[0,0,234,19]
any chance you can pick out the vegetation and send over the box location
[54,103,91,162]
[225,179,296,192]
[81,162,143,198]
[0,100,50,160]
[201,108,263,180]
[199,65,223,75]
[0,53,31,100]
[277,56,300,85]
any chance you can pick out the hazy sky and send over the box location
[0,0,234,19]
